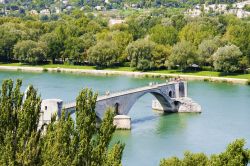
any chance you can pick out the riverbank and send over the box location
[0,64,249,85]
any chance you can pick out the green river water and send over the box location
[0,70,249,166]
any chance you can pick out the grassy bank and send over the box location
[0,62,250,80]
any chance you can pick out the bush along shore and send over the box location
[0,65,249,85]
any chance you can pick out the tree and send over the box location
[87,41,120,68]
[13,40,48,64]
[40,32,62,63]
[96,30,133,62]
[179,21,218,46]
[127,14,160,40]
[198,37,222,66]
[168,41,197,70]
[0,23,25,61]
[0,79,42,165]
[212,45,244,73]
[63,37,85,63]
[150,24,178,46]
[170,14,186,31]
[152,44,172,69]
[126,39,156,71]
[125,39,170,71]
[224,23,250,64]
[160,139,250,166]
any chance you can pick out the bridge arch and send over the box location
[98,89,175,117]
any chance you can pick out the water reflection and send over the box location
[156,113,201,136]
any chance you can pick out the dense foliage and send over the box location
[0,79,124,165]
[0,10,250,73]
[160,139,250,166]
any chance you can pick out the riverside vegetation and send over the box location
[0,79,250,165]
[0,8,250,75]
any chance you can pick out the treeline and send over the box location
[0,9,250,72]
[0,79,124,165]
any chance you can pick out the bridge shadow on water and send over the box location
[131,115,158,125]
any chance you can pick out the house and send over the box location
[95,6,105,11]
[30,9,38,15]
[40,9,50,15]
[55,7,60,14]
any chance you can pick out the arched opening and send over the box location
[114,103,119,115]
[169,91,173,98]
[125,91,174,127]
[121,91,173,116]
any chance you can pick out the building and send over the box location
[40,9,50,15]
[30,9,38,15]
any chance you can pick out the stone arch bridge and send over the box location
[63,81,187,119]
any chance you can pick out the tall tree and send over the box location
[0,79,42,165]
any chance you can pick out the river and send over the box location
[0,70,249,166]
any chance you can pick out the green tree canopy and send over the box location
[168,41,197,70]
[13,40,48,64]
[179,21,218,46]
[224,23,250,64]
[96,30,133,62]
[126,39,170,71]
[126,39,156,71]
[160,139,250,166]
[198,36,223,66]
[212,44,244,73]
[149,24,178,46]
[88,40,120,68]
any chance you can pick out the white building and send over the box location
[30,10,38,15]
[95,6,105,11]
[185,8,202,17]
[40,9,50,15]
